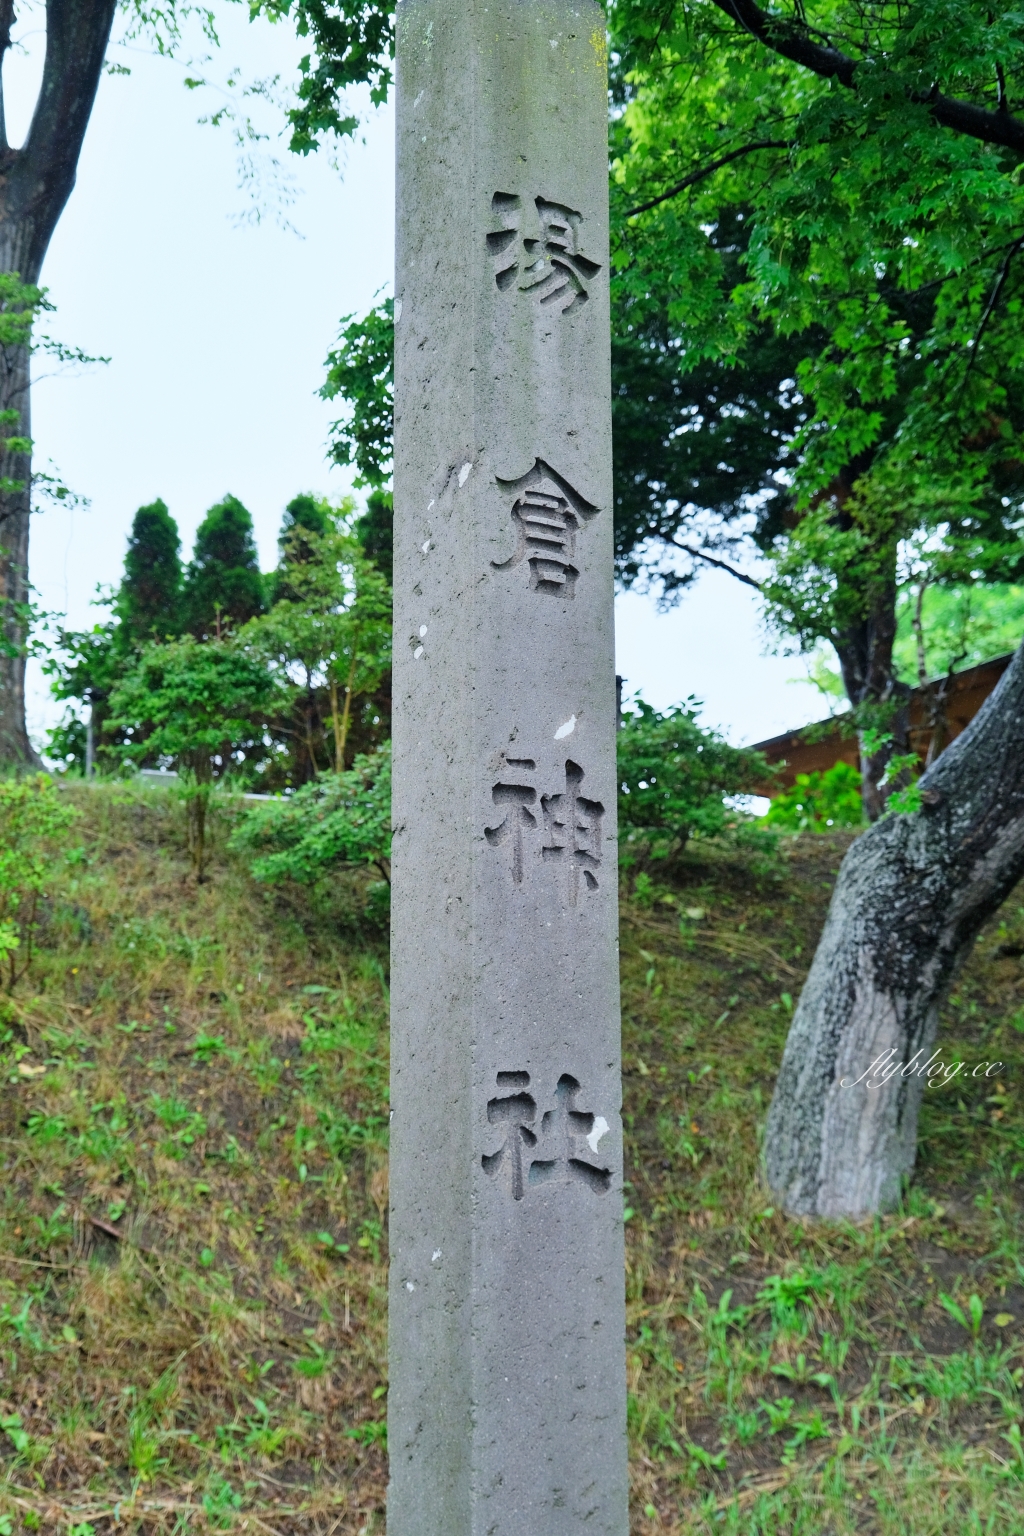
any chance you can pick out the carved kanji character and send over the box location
[541,759,604,900]
[487,192,602,314]
[492,459,599,598]
[484,774,537,884]
[530,1074,612,1193]
[481,1072,611,1200]
[481,1072,537,1201]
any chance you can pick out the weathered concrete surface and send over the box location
[388,3,626,1532]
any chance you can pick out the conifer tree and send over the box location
[280,492,330,547]
[116,499,183,647]
[354,490,393,584]
[184,495,265,638]
[267,494,332,607]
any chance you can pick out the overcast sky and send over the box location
[11,4,826,751]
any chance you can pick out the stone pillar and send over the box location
[388,3,626,1533]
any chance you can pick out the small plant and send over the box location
[0,1412,30,1455]
[683,1440,727,1474]
[820,1332,851,1372]
[723,1406,762,1445]
[315,1231,351,1257]
[617,695,773,862]
[759,1396,796,1432]
[294,1334,334,1379]
[149,1093,206,1152]
[0,1297,44,1350]
[346,1418,387,1447]
[938,1291,985,1340]
[127,1411,168,1485]
[106,635,277,879]
[879,750,924,815]
[780,1409,830,1464]
[0,774,78,988]
[770,1352,834,1388]
[193,1032,226,1062]
[203,1478,243,1529]
[757,1270,827,1336]
[1002,1422,1024,1480]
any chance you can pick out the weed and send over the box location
[346,1419,387,1447]
[0,1412,29,1454]
[938,1289,985,1339]
[193,1032,226,1061]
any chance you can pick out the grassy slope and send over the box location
[0,786,1022,1533]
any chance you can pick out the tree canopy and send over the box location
[184,495,266,638]
[606,0,1024,810]
[115,498,183,646]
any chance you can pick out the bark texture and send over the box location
[765,641,1024,1217]
[825,467,909,822]
[0,0,116,762]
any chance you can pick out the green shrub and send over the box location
[617,698,772,862]
[229,746,391,891]
[764,761,864,832]
[0,774,79,987]
[105,635,278,877]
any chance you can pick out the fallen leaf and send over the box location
[17,1062,45,1078]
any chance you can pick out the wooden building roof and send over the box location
[750,652,1015,795]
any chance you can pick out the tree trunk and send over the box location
[830,536,910,821]
[0,338,38,764]
[0,0,117,762]
[764,641,1024,1217]
[84,692,94,777]
[336,652,358,770]
[183,752,213,882]
[330,675,342,770]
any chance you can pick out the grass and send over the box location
[0,785,1022,1532]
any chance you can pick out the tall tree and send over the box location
[354,489,393,583]
[0,0,397,762]
[765,642,1024,1216]
[609,1,1024,815]
[266,492,332,607]
[609,0,1024,1214]
[115,498,182,645]
[184,494,265,637]
[0,0,116,762]
[321,297,395,580]
[245,511,391,783]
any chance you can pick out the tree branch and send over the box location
[0,0,15,154]
[10,0,117,277]
[668,536,763,590]
[712,0,1024,155]
[959,233,1024,393]
[625,139,792,218]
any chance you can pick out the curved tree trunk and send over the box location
[765,641,1024,1217]
[0,0,116,763]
